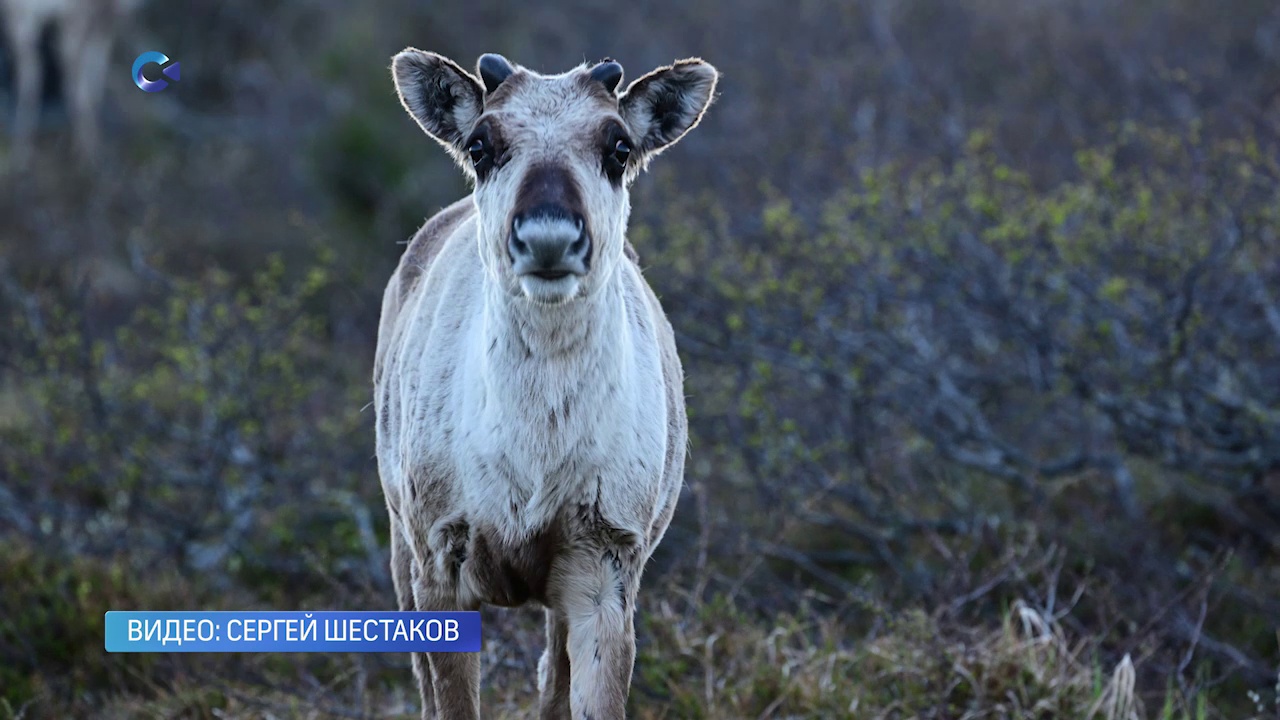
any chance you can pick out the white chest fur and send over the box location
[396,270,669,546]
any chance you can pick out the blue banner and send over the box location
[104,611,481,653]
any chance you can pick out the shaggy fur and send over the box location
[374,50,717,719]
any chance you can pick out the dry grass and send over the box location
[10,585,1244,720]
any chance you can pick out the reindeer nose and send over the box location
[509,207,591,280]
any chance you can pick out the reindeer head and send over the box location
[391,50,718,305]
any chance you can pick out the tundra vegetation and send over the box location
[1,0,1279,718]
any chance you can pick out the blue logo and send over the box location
[132,51,180,92]
[104,611,483,653]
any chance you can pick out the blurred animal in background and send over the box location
[0,0,144,167]
[376,50,716,719]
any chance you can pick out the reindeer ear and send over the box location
[619,58,718,157]
[392,48,484,155]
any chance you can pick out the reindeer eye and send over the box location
[602,130,632,183]
[468,138,488,166]
[612,139,631,166]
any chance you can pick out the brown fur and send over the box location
[374,197,476,388]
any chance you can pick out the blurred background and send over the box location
[2,0,1279,717]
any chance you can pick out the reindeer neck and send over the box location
[481,272,626,367]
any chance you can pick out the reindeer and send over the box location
[1,0,143,166]
[373,50,717,719]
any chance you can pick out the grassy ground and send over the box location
[1,535,1271,720]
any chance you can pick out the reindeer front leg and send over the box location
[58,10,110,163]
[554,539,642,720]
[537,608,572,719]
[6,10,42,168]
[409,510,480,720]
[389,522,436,717]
